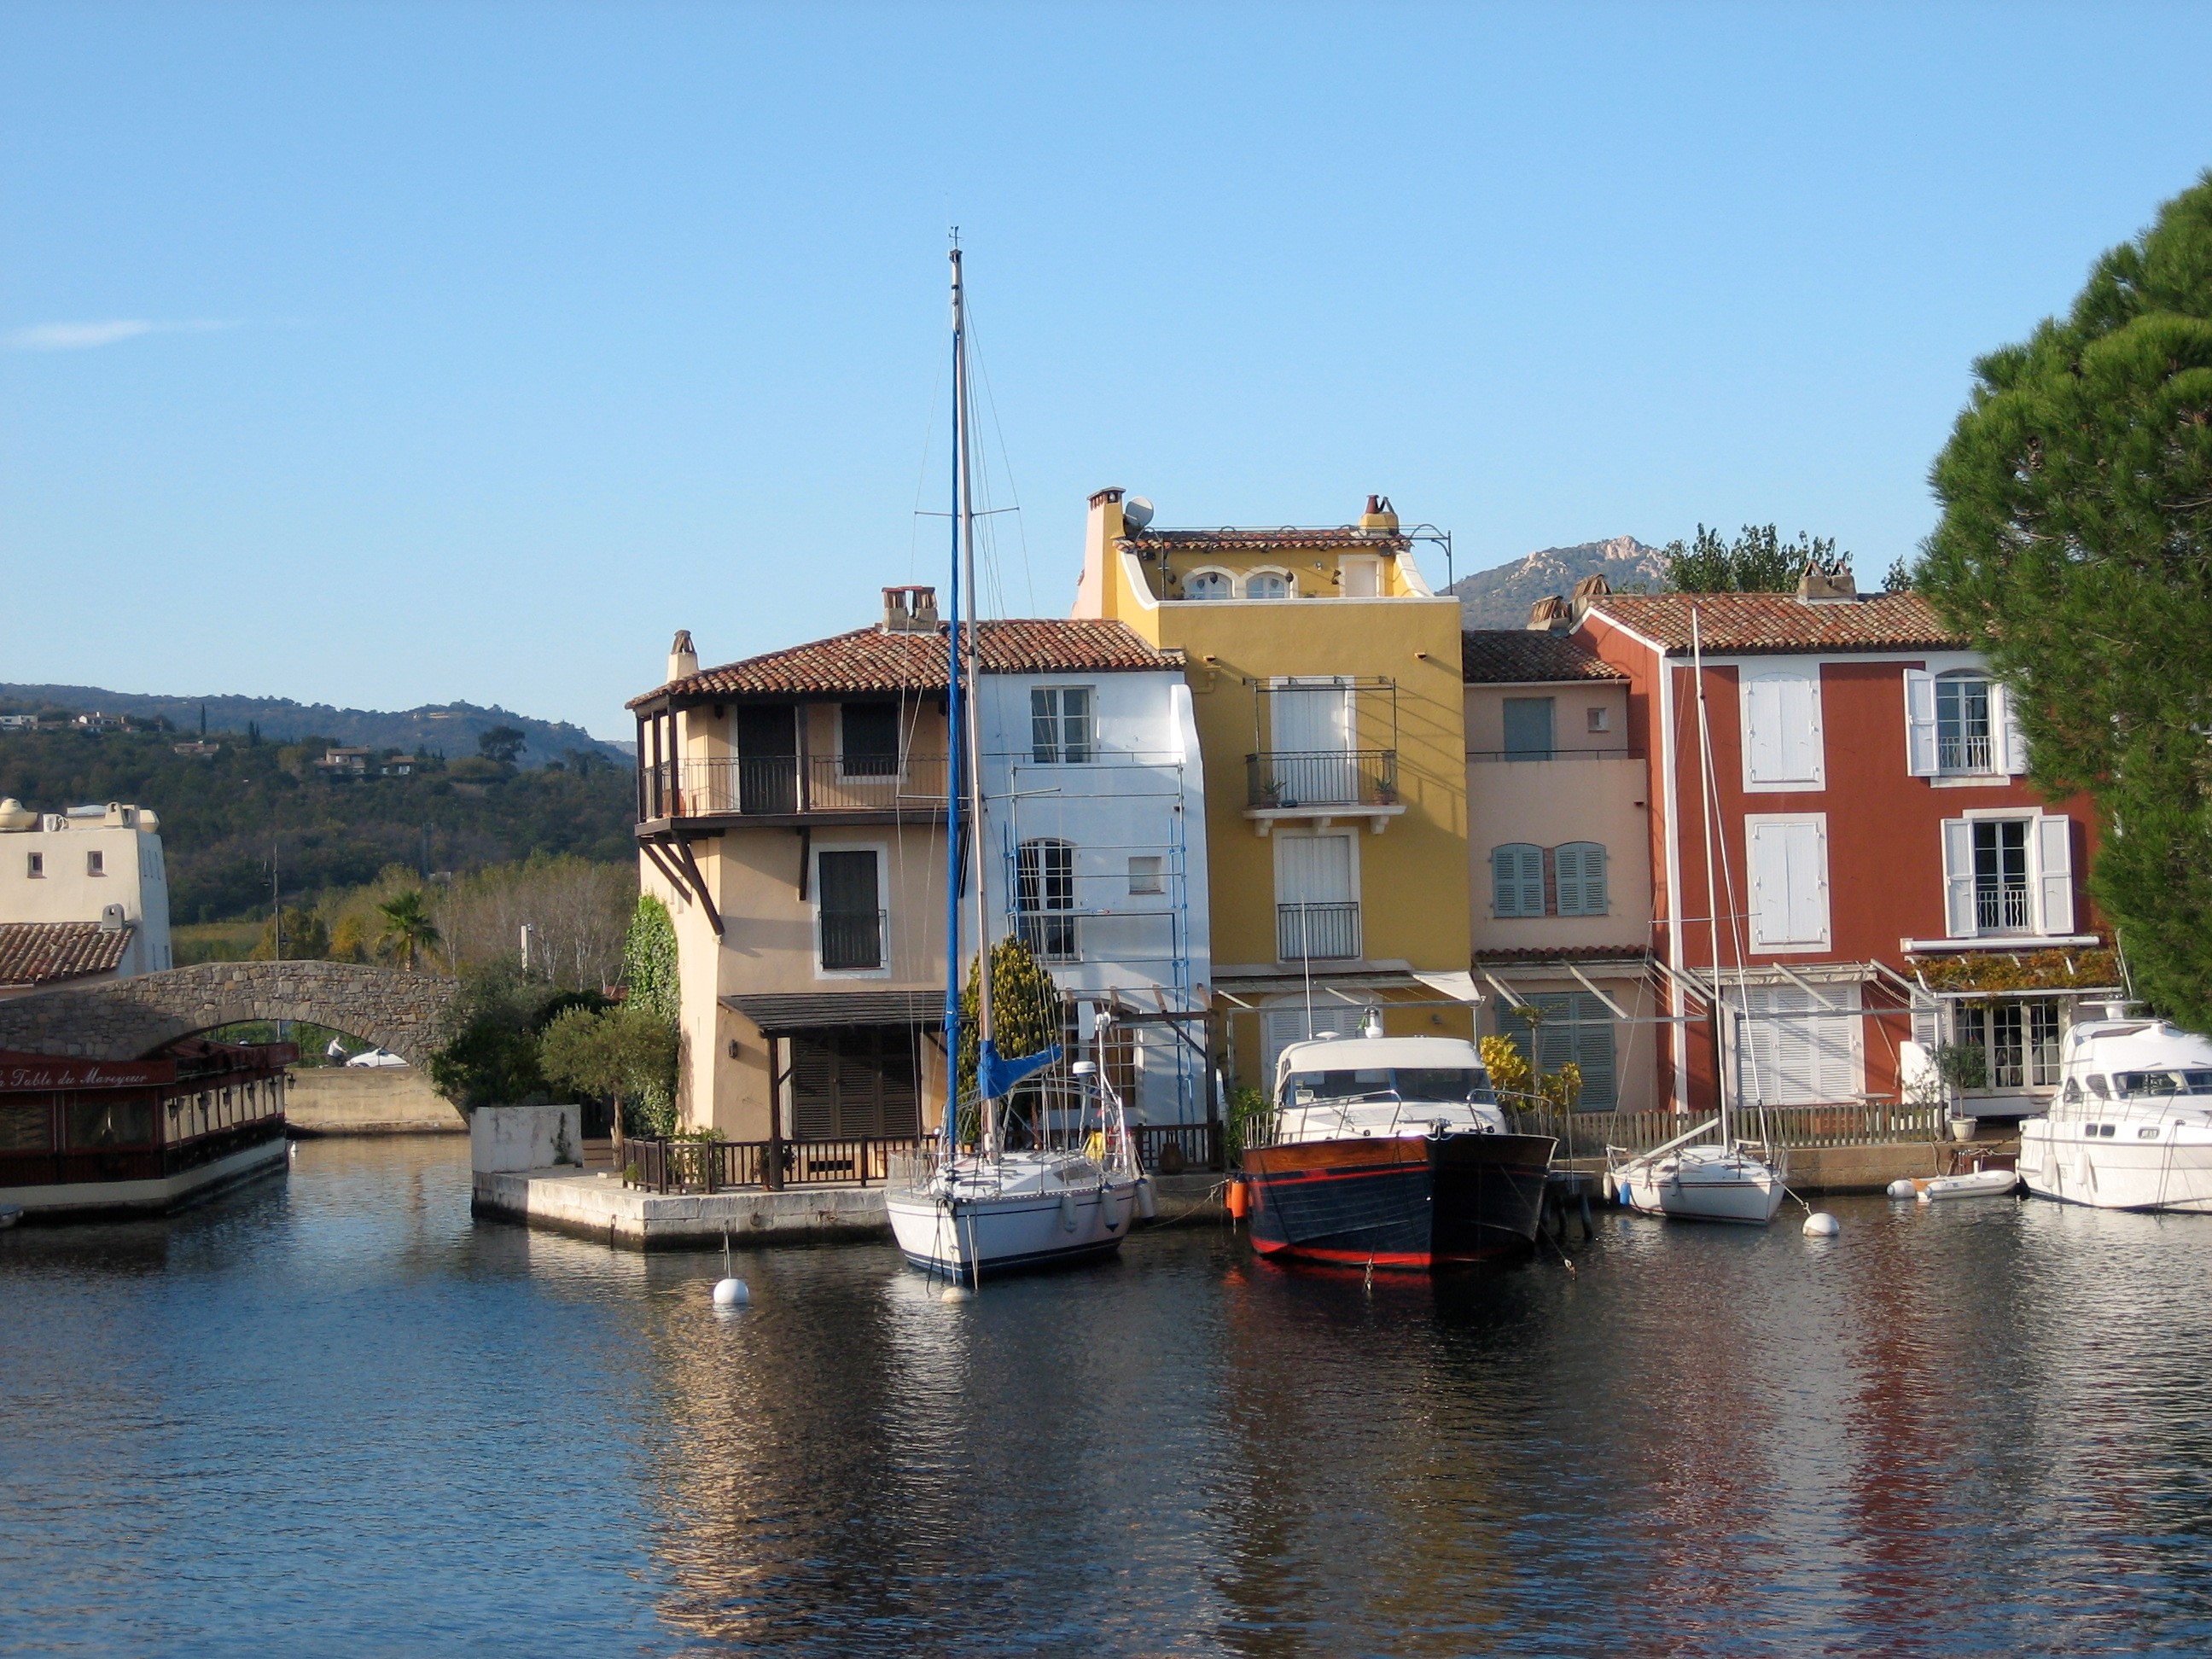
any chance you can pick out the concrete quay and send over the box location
[472,1164,894,1250]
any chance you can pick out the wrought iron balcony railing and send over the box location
[1245,749,1398,810]
[640,754,950,821]
[1277,900,1362,962]
[818,908,888,972]
[1975,882,2032,934]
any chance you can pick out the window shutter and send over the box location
[1493,845,1544,917]
[1749,824,1786,946]
[1942,818,1976,938]
[1791,821,1829,945]
[1903,670,1938,777]
[2036,815,2075,935]
[1743,678,1779,783]
[1787,676,1825,786]
[1995,680,2029,776]
[1744,672,1822,786]
[1555,843,1607,917]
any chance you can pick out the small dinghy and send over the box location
[1918,1169,2018,1202]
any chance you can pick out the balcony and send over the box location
[1975,882,2032,935]
[1243,750,1405,835]
[818,909,888,972]
[639,754,950,824]
[1277,900,1362,962]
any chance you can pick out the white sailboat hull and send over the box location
[2021,1118,2212,1213]
[1615,1144,1787,1225]
[887,1161,1145,1277]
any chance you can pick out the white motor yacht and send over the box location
[2020,1010,2212,1212]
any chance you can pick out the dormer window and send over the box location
[1244,569,1294,601]
[1183,568,1233,601]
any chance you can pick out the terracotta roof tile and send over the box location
[0,922,133,988]
[1125,528,1412,553]
[633,619,1179,707]
[1587,591,1965,655]
[1461,630,1626,684]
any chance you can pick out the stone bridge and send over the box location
[0,961,459,1066]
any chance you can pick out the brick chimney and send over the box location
[1796,562,1858,604]
[667,629,698,682]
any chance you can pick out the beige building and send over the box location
[1460,625,1662,1114]
[626,593,1203,1146]
[0,799,174,997]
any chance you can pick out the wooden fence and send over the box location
[1509,1102,1947,1164]
[626,1136,924,1194]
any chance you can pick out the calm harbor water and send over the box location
[6,1139,2212,1656]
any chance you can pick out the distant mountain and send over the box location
[1448,536,1666,629]
[0,685,627,770]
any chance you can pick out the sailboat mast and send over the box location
[1691,610,1732,1145]
[940,247,966,1155]
[951,247,998,1155]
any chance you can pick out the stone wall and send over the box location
[286,1067,466,1135]
[0,960,458,1064]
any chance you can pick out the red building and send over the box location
[1575,579,2110,1124]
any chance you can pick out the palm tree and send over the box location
[375,890,442,970]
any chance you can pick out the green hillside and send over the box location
[0,728,634,923]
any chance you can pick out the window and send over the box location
[86,850,105,876]
[1941,814,2073,937]
[839,703,901,777]
[1183,568,1233,601]
[1735,982,1860,1105]
[1495,992,1618,1110]
[25,852,42,878]
[1906,668,2024,777]
[1340,556,1381,597]
[1747,816,1830,949]
[1502,697,1555,760]
[1554,843,1609,917]
[816,848,884,972]
[1586,707,1611,734]
[1277,831,1359,960]
[1493,844,1545,917]
[1016,839,1077,962]
[1265,679,1358,803]
[790,1027,919,1140]
[1244,569,1293,600]
[1029,687,1094,765]
[1958,1000,2063,1090]
[1127,855,1163,896]
[1742,669,1824,789]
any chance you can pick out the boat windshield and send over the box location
[1285,1068,1491,1108]
[2113,1069,2212,1098]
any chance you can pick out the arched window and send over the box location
[1016,839,1078,962]
[1492,844,1545,918]
[1554,842,1609,916]
[1183,568,1234,601]
[1243,568,1294,600]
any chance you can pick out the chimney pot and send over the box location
[667,629,698,683]
[882,585,940,632]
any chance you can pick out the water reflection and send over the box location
[9,1144,2212,1654]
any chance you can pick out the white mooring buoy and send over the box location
[1887,1179,1919,1200]
[711,1225,749,1309]
[938,1283,971,1303]
[1802,1211,1842,1237]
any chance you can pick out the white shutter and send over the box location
[1995,680,2029,775]
[1748,819,1827,947]
[1743,672,1821,786]
[1743,677,1781,783]
[1785,675,1825,786]
[2037,814,2075,935]
[1738,984,1861,1106]
[1942,818,1976,938]
[1904,669,1938,777]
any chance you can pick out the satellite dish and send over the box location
[1123,496,1155,531]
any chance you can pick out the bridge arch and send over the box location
[0,961,459,1066]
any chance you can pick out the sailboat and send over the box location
[884,244,1150,1282]
[1610,611,1788,1225]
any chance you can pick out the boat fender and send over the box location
[1098,1186,1123,1231]
[1059,1190,1078,1233]
[1802,1212,1841,1237]
[1225,1179,1250,1220]
[1134,1177,1157,1221]
[1887,1179,1918,1200]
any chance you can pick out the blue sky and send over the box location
[4,3,2209,738]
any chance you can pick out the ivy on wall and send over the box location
[620,894,681,1132]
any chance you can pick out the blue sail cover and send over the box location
[976,1039,1061,1101]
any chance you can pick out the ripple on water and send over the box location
[7,1144,2212,1655]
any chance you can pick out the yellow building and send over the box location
[1073,489,1475,1089]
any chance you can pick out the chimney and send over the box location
[882,585,940,633]
[1796,562,1858,604]
[667,629,698,683]
[1359,494,1400,535]
[1569,573,1610,620]
[1526,594,1572,632]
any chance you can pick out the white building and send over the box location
[0,799,174,995]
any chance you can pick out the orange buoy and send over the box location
[1225,1179,1250,1220]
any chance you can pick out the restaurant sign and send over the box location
[0,1051,177,1091]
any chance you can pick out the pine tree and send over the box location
[1918,172,2212,1023]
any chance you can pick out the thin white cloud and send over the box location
[4,318,242,352]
